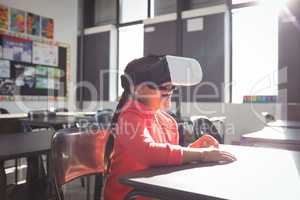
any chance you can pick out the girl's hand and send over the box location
[188,134,219,148]
[182,147,237,164]
[201,148,236,163]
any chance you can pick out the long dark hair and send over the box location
[104,55,161,174]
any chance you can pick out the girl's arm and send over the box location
[118,112,236,166]
[182,147,236,164]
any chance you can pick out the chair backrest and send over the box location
[54,108,69,112]
[261,112,275,123]
[193,117,224,144]
[95,109,113,129]
[51,128,109,188]
[28,110,56,118]
[0,108,9,114]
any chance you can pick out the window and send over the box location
[118,24,144,97]
[94,0,117,26]
[232,0,256,4]
[152,0,177,16]
[119,0,148,23]
[232,4,280,103]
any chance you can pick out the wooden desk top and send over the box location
[120,145,300,200]
[0,131,52,161]
[242,127,300,145]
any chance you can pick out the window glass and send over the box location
[232,5,279,103]
[118,24,144,97]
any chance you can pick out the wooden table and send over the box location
[120,145,300,200]
[0,131,53,200]
[241,127,300,151]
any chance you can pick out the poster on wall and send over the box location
[36,65,48,76]
[14,63,36,89]
[33,42,58,66]
[2,35,32,63]
[48,78,60,90]
[0,39,2,58]
[27,12,40,36]
[0,5,9,31]
[36,77,48,89]
[48,67,62,79]
[41,17,54,39]
[0,78,14,95]
[10,8,26,33]
[0,59,10,78]
[0,59,14,95]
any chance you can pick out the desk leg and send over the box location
[86,176,90,200]
[27,155,47,200]
[46,152,53,198]
[0,161,7,200]
[94,173,103,200]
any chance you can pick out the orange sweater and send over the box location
[104,100,183,200]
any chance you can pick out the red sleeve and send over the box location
[163,111,180,145]
[116,112,183,167]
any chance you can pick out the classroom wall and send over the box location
[0,0,78,113]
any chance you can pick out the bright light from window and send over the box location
[118,24,144,97]
[232,5,279,103]
[232,0,255,4]
[120,0,148,23]
[233,0,289,6]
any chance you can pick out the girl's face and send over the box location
[134,82,176,110]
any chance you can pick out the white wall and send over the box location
[0,0,78,112]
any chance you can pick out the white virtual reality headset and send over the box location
[121,55,203,89]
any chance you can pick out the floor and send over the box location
[5,159,101,200]
[63,176,98,200]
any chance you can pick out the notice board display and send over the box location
[2,35,32,63]
[0,34,69,101]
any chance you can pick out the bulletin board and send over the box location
[0,3,70,102]
[0,34,69,101]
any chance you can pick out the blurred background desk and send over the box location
[241,125,300,151]
[267,120,300,129]
[0,131,52,200]
[20,115,96,131]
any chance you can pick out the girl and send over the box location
[104,55,236,200]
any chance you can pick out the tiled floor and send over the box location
[4,156,103,200]
[63,177,97,200]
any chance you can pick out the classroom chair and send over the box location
[51,128,109,200]
[192,117,224,144]
[0,108,9,114]
[54,108,69,113]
